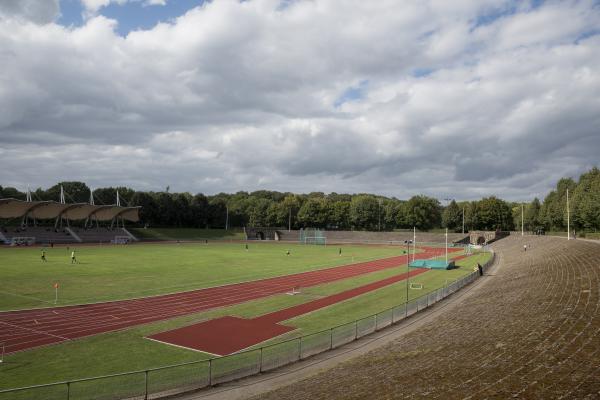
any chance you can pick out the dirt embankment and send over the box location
[254,236,600,399]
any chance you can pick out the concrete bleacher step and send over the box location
[121,227,139,241]
[65,227,83,242]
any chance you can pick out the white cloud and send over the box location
[0,0,599,200]
[0,0,59,24]
[144,0,167,6]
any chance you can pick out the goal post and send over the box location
[299,228,327,245]
[303,236,327,246]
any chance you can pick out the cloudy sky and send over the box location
[1,0,599,201]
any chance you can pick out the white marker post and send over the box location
[54,283,59,304]
[0,342,4,363]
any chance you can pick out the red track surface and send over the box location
[0,247,460,354]
[148,267,432,355]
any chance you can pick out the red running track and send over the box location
[0,247,460,354]
[148,267,433,355]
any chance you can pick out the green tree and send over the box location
[281,195,302,229]
[247,198,272,227]
[350,195,379,230]
[330,200,351,229]
[403,196,441,230]
[297,197,330,228]
[442,200,462,231]
[131,191,159,226]
[46,182,90,203]
[525,198,541,231]
[475,196,513,231]
[573,167,600,231]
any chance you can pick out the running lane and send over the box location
[0,247,461,354]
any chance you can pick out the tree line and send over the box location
[1,167,599,232]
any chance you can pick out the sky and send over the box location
[0,0,599,201]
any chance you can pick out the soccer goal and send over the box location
[299,228,327,245]
[10,236,35,246]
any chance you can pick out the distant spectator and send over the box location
[477,262,483,276]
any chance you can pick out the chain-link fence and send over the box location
[0,253,494,400]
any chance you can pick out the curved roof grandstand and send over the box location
[0,198,140,222]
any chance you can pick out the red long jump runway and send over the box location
[0,247,461,355]
[148,268,433,355]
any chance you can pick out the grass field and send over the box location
[127,227,246,241]
[0,241,490,393]
[0,242,405,311]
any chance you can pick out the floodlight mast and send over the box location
[567,189,570,240]
[521,203,524,236]
[445,228,448,264]
[405,240,412,303]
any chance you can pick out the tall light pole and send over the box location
[445,228,448,265]
[405,240,412,303]
[288,208,291,232]
[378,198,382,231]
[521,203,524,236]
[412,227,416,262]
[225,205,229,230]
[567,188,570,240]
[462,206,465,234]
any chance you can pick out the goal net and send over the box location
[299,228,326,245]
[10,236,36,246]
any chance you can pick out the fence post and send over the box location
[354,320,358,340]
[144,370,148,400]
[66,382,70,400]
[375,313,378,330]
[329,328,333,350]
[259,347,263,372]
[297,337,302,360]
[208,359,212,386]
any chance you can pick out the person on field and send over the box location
[523,244,527,252]
[477,262,483,276]
[286,249,290,256]
[41,249,47,262]
[245,243,248,251]
[71,250,77,264]
[339,247,342,256]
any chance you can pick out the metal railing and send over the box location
[0,253,495,400]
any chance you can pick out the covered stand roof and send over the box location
[0,199,140,222]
